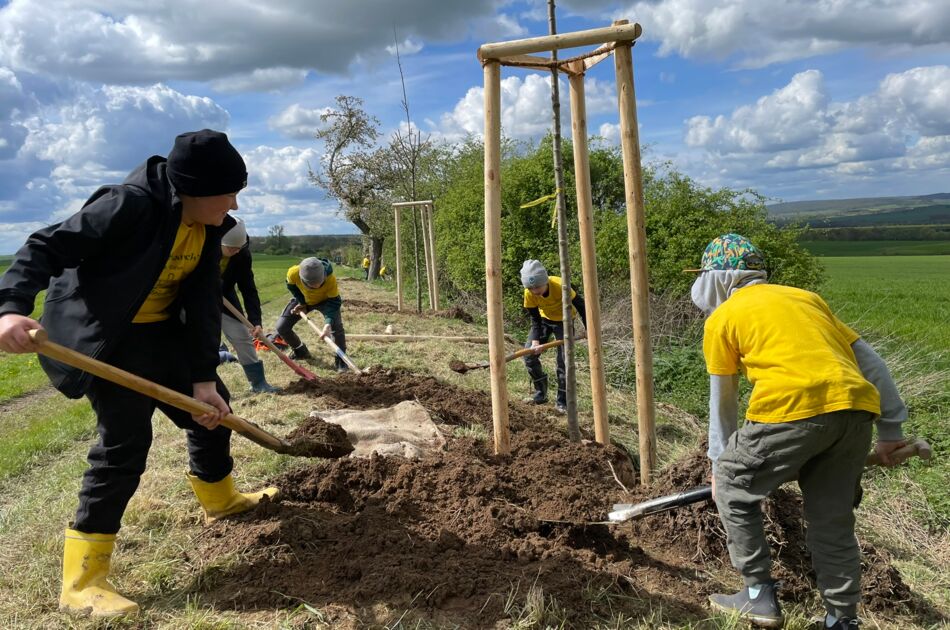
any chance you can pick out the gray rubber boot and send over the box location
[242,361,279,393]
[709,581,784,628]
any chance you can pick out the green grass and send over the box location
[819,256,950,353]
[820,257,950,531]
[0,398,96,480]
[802,240,950,256]
[0,354,52,402]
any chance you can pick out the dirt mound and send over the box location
[192,372,923,627]
[281,416,354,458]
[281,366,553,430]
[343,298,399,314]
[343,300,474,323]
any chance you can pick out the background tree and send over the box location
[310,95,391,278]
[265,224,288,254]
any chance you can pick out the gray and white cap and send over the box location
[299,257,326,287]
[520,259,548,289]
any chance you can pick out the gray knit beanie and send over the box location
[299,257,326,287]
[221,217,247,248]
[520,259,548,289]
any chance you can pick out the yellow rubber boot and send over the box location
[186,473,278,522]
[60,528,139,618]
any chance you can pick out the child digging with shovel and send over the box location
[520,259,587,414]
[275,256,350,373]
[688,233,907,630]
[0,129,277,618]
[219,216,279,393]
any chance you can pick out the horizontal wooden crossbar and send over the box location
[478,21,641,61]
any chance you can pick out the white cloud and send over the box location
[0,0,508,88]
[591,0,950,67]
[244,145,321,193]
[268,104,332,140]
[386,38,424,57]
[211,68,309,94]
[0,78,232,252]
[438,74,616,141]
[685,70,830,153]
[680,65,950,197]
[598,122,620,144]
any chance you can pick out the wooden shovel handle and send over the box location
[28,329,289,452]
[507,337,568,362]
[223,298,317,381]
[299,312,363,374]
[865,439,932,466]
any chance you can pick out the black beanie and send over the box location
[167,129,248,197]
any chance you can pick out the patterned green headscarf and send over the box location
[698,233,765,271]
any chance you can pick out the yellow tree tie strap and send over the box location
[520,189,562,228]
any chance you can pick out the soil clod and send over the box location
[282,417,354,458]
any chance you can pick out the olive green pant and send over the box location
[713,410,874,619]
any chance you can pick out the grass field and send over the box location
[802,240,950,256]
[0,254,947,628]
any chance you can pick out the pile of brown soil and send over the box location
[343,299,474,323]
[192,371,925,627]
[282,366,554,430]
[343,299,399,314]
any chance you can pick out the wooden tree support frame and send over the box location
[392,200,438,311]
[478,20,658,485]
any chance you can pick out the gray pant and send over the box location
[714,409,873,619]
[523,318,566,406]
[275,299,347,369]
[221,314,260,366]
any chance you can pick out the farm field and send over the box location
[802,240,950,256]
[0,255,946,628]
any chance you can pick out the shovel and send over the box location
[608,439,933,523]
[28,329,353,458]
[298,311,364,374]
[222,297,317,382]
[450,337,585,374]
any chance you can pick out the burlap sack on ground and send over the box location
[312,400,444,459]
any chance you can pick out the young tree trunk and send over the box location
[549,0,580,441]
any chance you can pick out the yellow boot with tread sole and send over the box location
[187,472,278,522]
[60,528,139,618]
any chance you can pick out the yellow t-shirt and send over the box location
[361,257,370,269]
[703,283,880,423]
[134,221,206,323]
[287,264,339,305]
[523,275,576,322]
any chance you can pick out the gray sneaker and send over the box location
[709,581,784,628]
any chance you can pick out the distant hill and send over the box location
[768,193,950,228]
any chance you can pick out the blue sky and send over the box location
[1,0,948,253]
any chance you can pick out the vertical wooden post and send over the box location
[484,60,510,455]
[426,204,440,310]
[568,66,610,445]
[394,207,404,311]
[420,204,435,310]
[615,39,657,484]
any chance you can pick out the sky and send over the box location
[0,0,948,253]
